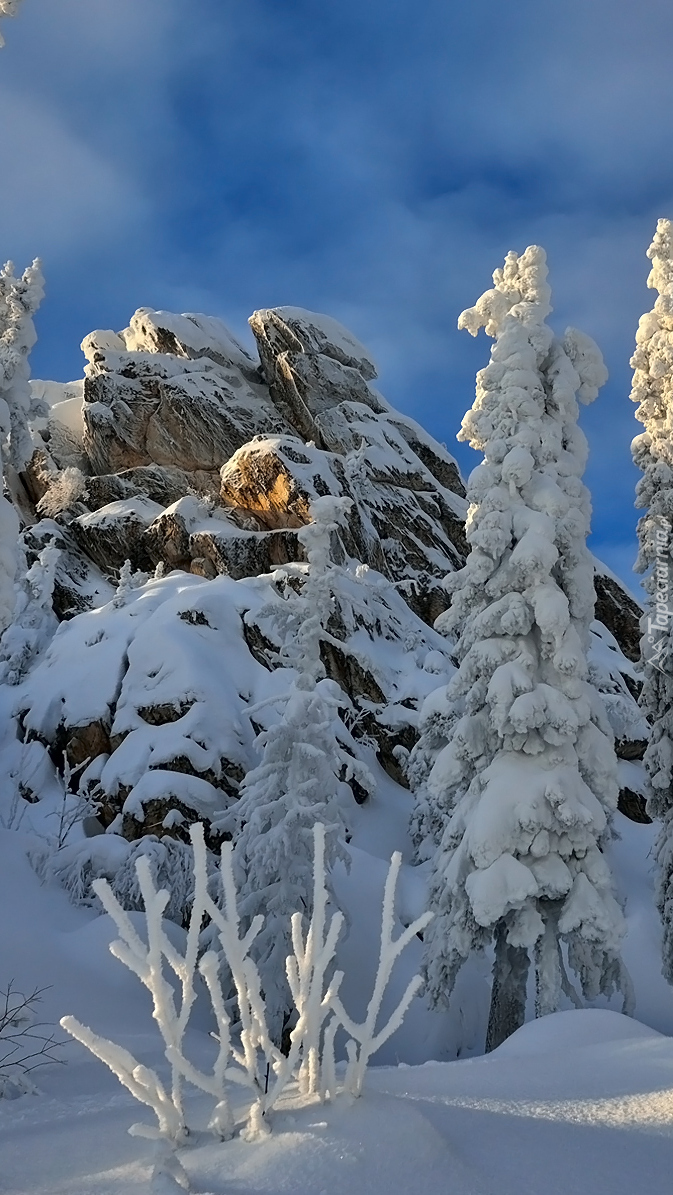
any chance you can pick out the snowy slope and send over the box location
[0,299,669,1193]
[1,987,673,1194]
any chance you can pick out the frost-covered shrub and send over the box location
[111,837,211,928]
[36,466,88,518]
[0,982,63,1098]
[61,822,432,1155]
[421,246,628,1049]
[47,834,204,928]
[0,537,58,684]
[44,836,129,907]
[630,218,673,984]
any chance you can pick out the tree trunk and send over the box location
[485,920,530,1052]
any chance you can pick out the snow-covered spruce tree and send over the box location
[422,245,628,1050]
[630,218,673,984]
[0,259,45,633]
[0,536,58,684]
[407,685,460,863]
[217,497,361,1043]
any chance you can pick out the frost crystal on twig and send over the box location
[328,850,432,1097]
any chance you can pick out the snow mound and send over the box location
[491,1008,662,1058]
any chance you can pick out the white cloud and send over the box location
[0,85,147,262]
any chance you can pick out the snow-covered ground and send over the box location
[2,1000,673,1194]
[1,779,673,1193]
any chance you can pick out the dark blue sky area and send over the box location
[2,0,673,591]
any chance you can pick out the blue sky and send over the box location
[2,0,673,593]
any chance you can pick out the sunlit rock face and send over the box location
[53,302,470,621]
[244,307,469,582]
[79,309,293,485]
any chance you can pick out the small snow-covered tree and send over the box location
[0,259,45,632]
[407,685,459,862]
[422,245,628,1049]
[215,686,350,1042]
[0,536,58,684]
[218,496,371,1042]
[630,217,673,983]
[0,259,45,471]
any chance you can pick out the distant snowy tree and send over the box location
[220,685,350,1043]
[0,0,24,47]
[0,259,45,632]
[0,260,46,470]
[282,495,353,682]
[422,245,628,1049]
[0,536,58,684]
[407,685,459,862]
[218,497,364,1041]
[630,217,673,984]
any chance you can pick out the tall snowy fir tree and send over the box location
[0,259,45,633]
[219,497,365,1042]
[421,245,628,1049]
[630,218,673,984]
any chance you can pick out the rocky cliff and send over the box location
[8,303,647,850]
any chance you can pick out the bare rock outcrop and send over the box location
[15,301,649,844]
[22,519,115,620]
[618,787,651,824]
[80,309,293,480]
[594,564,642,664]
[248,307,469,586]
[85,464,213,511]
[220,425,465,594]
[142,505,192,572]
[189,526,304,580]
[140,495,305,580]
[219,436,383,567]
[71,497,164,573]
[51,303,469,630]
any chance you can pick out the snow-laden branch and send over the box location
[59,1016,185,1141]
[284,823,345,1099]
[61,822,430,1145]
[328,850,433,1097]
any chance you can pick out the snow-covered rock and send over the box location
[22,518,115,621]
[71,497,164,573]
[14,546,456,846]
[593,561,642,664]
[85,464,206,511]
[81,313,292,480]
[12,301,647,836]
[249,306,468,586]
